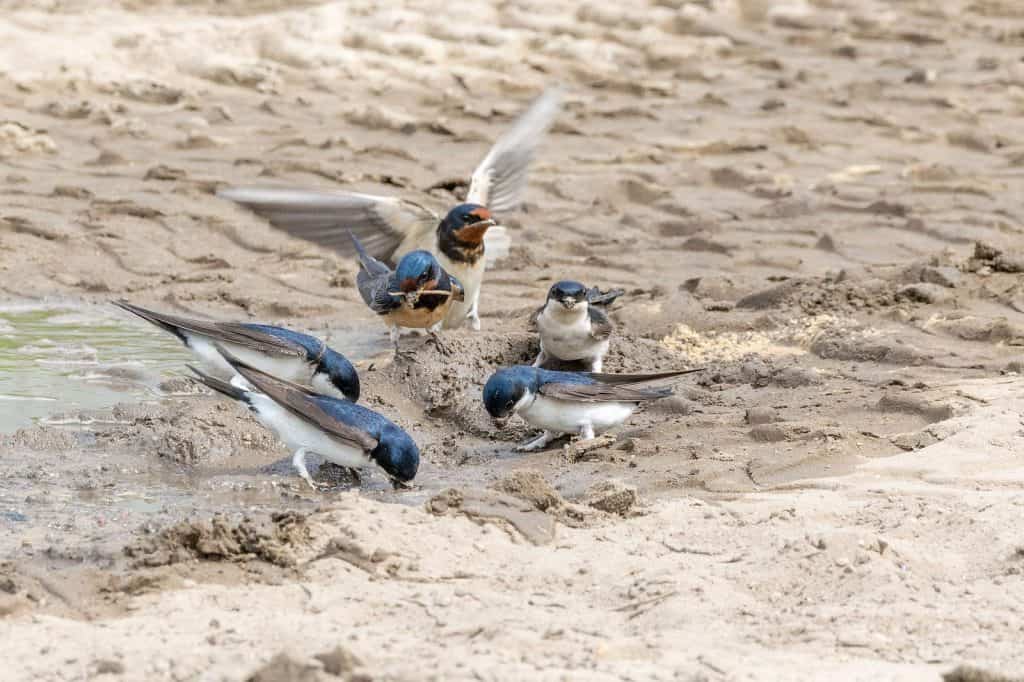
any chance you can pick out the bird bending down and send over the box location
[113,300,359,401]
[190,346,418,490]
[218,87,563,331]
[350,233,464,357]
[483,366,703,451]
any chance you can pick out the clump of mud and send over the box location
[125,511,311,567]
[246,646,371,682]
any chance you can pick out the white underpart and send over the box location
[248,393,371,470]
[310,371,347,400]
[536,301,609,363]
[436,251,484,330]
[185,333,314,384]
[516,390,635,436]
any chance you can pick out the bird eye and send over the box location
[463,213,474,223]
[506,399,515,409]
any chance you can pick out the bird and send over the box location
[482,366,703,452]
[189,345,419,489]
[532,280,625,372]
[113,300,359,402]
[217,87,563,331]
[351,233,464,355]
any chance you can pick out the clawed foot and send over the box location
[427,331,451,355]
[516,430,555,452]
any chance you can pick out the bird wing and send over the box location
[538,368,703,403]
[587,306,613,341]
[586,286,625,307]
[349,233,401,313]
[218,187,438,262]
[466,87,563,213]
[219,346,379,452]
[114,301,305,357]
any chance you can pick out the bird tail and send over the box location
[349,231,390,276]
[586,287,625,308]
[112,300,188,343]
[188,365,251,404]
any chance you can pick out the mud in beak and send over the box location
[390,478,413,491]
[455,218,496,244]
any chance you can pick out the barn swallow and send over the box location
[483,366,702,451]
[218,87,563,331]
[532,281,625,372]
[189,346,418,489]
[113,301,359,402]
[350,233,464,355]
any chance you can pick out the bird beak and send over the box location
[391,478,413,491]
[455,219,496,244]
[492,415,511,428]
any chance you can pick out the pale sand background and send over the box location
[1,1,1024,680]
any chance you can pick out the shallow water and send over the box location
[0,304,186,433]
[0,302,385,433]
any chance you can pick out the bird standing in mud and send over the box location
[218,87,562,331]
[351,233,464,356]
[532,281,624,372]
[190,347,419,490]
[113,300,360,402]
[483,366,703,452]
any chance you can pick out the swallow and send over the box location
[351,233,464,355]
[218,87,563,331]
[113,300,359,402]
[189,346,418,489]
[532,281,625,372]
[483,366,702,451]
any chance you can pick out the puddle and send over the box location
[0,303,186,433]
[0,302,385,433]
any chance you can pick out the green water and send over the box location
[0,304,189,433]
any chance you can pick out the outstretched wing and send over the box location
[467,87,563,213]
[538,368,703,403]
[218,187,437,262]
[586,286,624,308]
[218,346,379,452]
[114,301,305,357]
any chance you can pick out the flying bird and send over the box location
[114,301,359,402]
[483,366,702,451]
[218,87,563,331]
[532,280,624,372]
[351,233,464,355]
[190,346,418,489]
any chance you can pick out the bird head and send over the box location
[312,349,360,403]
[395,250,442,306]
[547,280,588,312]
[483,367,534,420]
[438,203,496,247]
[372,424,420,484]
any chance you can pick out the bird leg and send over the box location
[292,448,319,490]
[391,326,415,360]
[427,329,451,355]
[467,299,481,332]
[517,430,556,452]
[533,345,549,368]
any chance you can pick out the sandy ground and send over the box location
[2,0,1024,680]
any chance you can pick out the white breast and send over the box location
[437,253,485,328]
[537,304,608,362]
[249,394,371,469]
[518,393,635,436]
[186,334,313,384]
